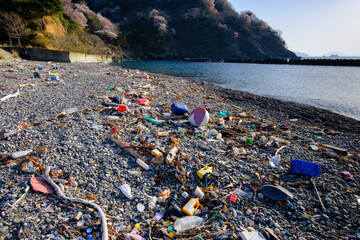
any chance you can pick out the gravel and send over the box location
[0,59,359,239]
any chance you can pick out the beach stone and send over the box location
[0,226,9,234]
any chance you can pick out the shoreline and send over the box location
[0,60,359,239]
[124,69,360,135]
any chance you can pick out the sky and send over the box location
[228,0,360,56]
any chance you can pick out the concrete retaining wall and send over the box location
[2,47,113,63]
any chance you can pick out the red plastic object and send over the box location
[137,98,150,106]
[112,129,118,133]
[30,176,55,194]
[229,193,237,203]
[116,105,127,112]
[205,104,210,107]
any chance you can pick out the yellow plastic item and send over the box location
[168,232,174,237]
[197,166,213,179]
[182,198,200,216]
[151,149,164,158]
[134,223,140,228]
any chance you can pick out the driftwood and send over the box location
[0,89,20,102]
[42,166,108,240]
[311,178,326,211]
[108,133,147,161]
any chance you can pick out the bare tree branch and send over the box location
[0,11,28,37]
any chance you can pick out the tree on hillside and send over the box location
[11,0,63,18]
[0,11,28,38]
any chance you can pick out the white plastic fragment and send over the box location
[136,158,150,170]
[310,145,319,151]
[12,149,33,159]
[119,184,133,199]
[269,155,281,168]
[136,203,145,212]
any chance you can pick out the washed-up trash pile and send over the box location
[0,60,359,240]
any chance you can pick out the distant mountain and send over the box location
[83,0,297,60]
[294,52,310,58]
[323,51,345,57]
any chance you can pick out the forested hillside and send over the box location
[83,0,296,59]
[0,0,297,59]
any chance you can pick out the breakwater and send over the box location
[183,57,360,67]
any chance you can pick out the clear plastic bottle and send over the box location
[174,216,203,233]
[148,196,157,210]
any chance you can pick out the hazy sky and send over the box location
[228,0,360,56]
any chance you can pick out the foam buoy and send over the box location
[189,107,209,126]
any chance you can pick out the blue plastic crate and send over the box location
[51,76,59,81]
[290,160,321,177]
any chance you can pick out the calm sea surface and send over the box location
[117,61,360,120]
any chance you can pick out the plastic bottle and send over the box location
[174,216,203,233]
[148,196,157,210]
[12,149,33,159]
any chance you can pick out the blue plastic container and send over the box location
[171,103,189,115]
[290,160,321,177]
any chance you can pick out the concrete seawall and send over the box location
[2,47,113,63]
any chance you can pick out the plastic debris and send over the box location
[290,159,321,177]
[239,231,266,240]
[119,184,133,199]
[140,72,149,79]
[171,103,189,115]
[137,98,149,105]
[136,203,145,212]
[30,176,55,194]
[174,216,203,233]
[189,107,209,126]
[260,184,294,201]
[12,149,33,159]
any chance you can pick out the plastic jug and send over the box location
[171,103,189,115]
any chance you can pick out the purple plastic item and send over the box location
[188,108,209,126]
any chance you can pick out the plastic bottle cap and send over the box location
[134,223,140,228]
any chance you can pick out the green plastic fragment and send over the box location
[143,117,167,126]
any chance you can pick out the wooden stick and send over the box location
[108,133,147,161]
[311,178,326,211]
[42,166,108,240]
[9,186,30,209]
[0,89,20,102]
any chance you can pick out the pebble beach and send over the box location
[0,59,359,240]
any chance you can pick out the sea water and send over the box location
[117,61,360,120]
